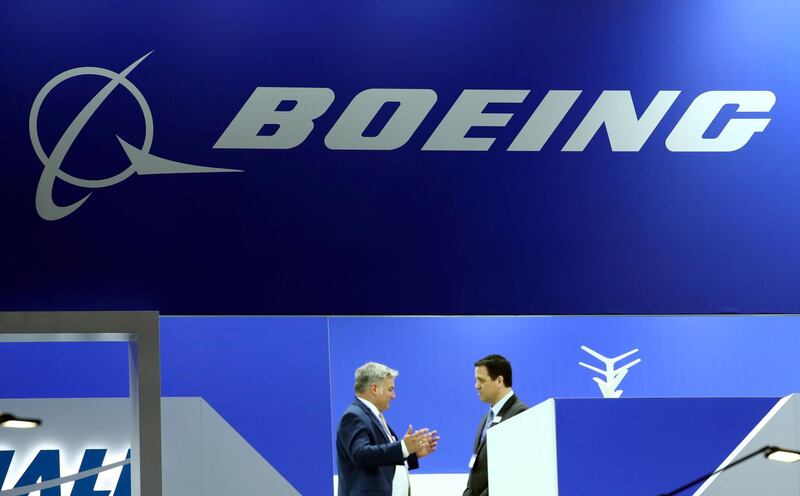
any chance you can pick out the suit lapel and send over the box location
[353,398,392,443]
[475,412,489,452]
[497,394,518,419]
[476,395,518,453]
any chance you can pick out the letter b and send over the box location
[214,87,335,149]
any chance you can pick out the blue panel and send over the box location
[1,1,799,314]
[1,315,799,491]
[328,316,800,474]
[0,318,332,495]
[555,398,778,496]
[159,317,331,496]
[0,342,128,398]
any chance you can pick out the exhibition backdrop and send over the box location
[2,1,800,314]
[2,316,800,494]
[3,1,800,494]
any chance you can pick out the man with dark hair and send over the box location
[463,354,527,496]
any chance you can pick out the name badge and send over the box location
[468,455,477,469]
[492,416,502,424]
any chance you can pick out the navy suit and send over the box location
[336,398,419,496]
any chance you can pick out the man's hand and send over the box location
[403,425,440,458]
[403,425,427,455]
[417,429,440,458]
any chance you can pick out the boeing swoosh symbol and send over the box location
[29,51,241,221]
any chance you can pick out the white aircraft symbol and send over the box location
[579,346,641,398]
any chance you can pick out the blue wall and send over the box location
[159,317,332,496]
[328,316,800,474]
[0,317,332,496]
[2,1,800,314]
[555,398,777,495]
[2,315,800,486]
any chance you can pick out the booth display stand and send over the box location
[488,395,800,496]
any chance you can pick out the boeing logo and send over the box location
[31,53,776,221]
[216,88,775,154]
[29,52,240,221]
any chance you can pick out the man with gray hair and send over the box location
[336,362,439,496]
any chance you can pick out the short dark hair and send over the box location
[474,354,512,387]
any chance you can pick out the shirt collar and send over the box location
[491,389,514,416]
[357,396,382,420]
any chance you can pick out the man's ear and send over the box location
[496,375,504,386]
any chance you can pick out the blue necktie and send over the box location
[480,409,495,444]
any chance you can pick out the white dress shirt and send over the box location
[357,397,411,496]
[491,389,515,418]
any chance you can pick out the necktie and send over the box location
[480,409,495,444]
[379,412,395,441]
[380,412,410,496]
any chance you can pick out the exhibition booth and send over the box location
[3,1,799,494]
[2,315,800,495]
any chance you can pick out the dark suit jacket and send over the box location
[336,398,419,496]
[463,394,527,496]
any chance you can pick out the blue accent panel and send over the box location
[0,343,128,398]
[159,317,332,496]
[14,449,60,496]
[554,398,778,496]
[71,449,111,496]
[0,1,799,314]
